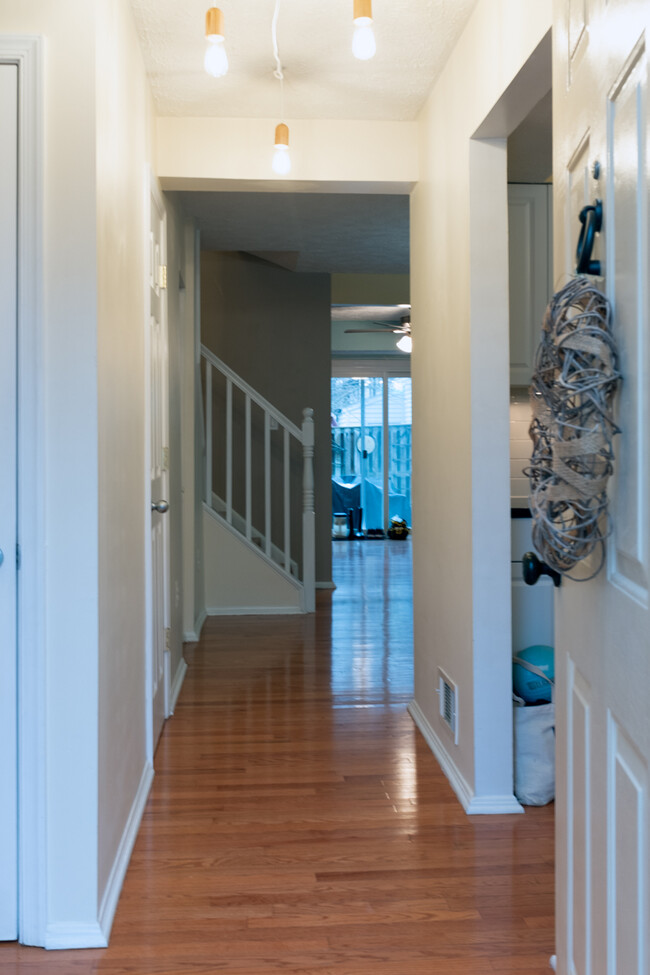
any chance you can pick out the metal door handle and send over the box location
[151,500,169,513]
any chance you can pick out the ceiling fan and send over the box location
[343,314,411,336]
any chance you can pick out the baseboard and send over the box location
[183,607,207,643]
[45,922,107,950]
[98,761,155,943]
[407,700,523,815]
[316,581,336,590]
[465,793,523,814]
[168,658,187,715]
[206,605,302,616]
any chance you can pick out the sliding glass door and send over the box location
[331,363,411,533]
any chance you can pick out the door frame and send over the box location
[144,171,171,763]
[463,31,553,809]
[0,35,47,945]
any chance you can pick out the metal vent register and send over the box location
[438,668,458,744]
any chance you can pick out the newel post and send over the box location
[301,407,316,613]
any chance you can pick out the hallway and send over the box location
[3,540,554,973]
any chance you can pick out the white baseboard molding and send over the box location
[206,605,302,616]
[98,761,155,943]
[407,700,523,816]
[316,581,336,590]
[465,793,524,814]
[168,658,188,715]
[45,922,108,950]
[183,608,207,643]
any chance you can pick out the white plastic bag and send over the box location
[513,656,555,806]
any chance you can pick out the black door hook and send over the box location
[576,199,603,275]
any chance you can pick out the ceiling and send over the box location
[176,191,410,273]
[132,0,550,276]
[129,0,481,121]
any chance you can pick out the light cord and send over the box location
[271,0,285,118]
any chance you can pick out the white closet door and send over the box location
[554,3,650,973]
[0,61,19,942]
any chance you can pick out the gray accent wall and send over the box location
[201,251,332,586]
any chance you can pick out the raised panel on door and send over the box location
[606,40,648,604]
[567,659,592,975]
[0,61,18,942]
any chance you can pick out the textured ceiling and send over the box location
[129,0,481,121]
[176,191,410,273]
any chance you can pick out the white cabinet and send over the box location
[508,184,553,386]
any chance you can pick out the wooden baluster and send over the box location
[302,407,315,613]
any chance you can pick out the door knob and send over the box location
[151,500,169,513]
[522,551,561,588]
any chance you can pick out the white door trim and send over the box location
[0,34,47,946]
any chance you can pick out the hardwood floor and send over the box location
[2,539,554,973]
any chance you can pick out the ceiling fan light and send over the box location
[396,334,412,353]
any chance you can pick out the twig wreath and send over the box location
[526,276,621,580]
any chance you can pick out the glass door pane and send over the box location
[388,377,412,525]
[331,377,384,532]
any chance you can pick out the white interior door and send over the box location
[149,185,169,753]
[554,3,650,973]
[0,62,18,941]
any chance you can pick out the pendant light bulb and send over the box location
[352,0,376,60]
[272,123,291,176]
[204,7,228,77]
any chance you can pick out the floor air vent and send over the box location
[438,668,458,744]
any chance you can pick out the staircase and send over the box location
[201,345,315,613]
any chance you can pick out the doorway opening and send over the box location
[331,369,412,535]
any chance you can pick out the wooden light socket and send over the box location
[353,0,373,24]
[274,123,289,148]
[205,7,224,40]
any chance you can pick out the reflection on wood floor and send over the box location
[4,539,554,973]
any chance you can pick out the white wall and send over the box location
[157,118,418,192]
[0,0,101,944]
[410,0,552,810]
[203,511,302,614]
[95,0,194,932]
[95,0,153,918]
[1,0,195,946]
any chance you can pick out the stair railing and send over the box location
[201,345,315,613]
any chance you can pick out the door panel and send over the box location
[554,2,650,973]
[0,62,18,942]
[149,186,168,752]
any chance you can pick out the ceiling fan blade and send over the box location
[344,328,403,334]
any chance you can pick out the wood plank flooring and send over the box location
[2,539,554,973]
